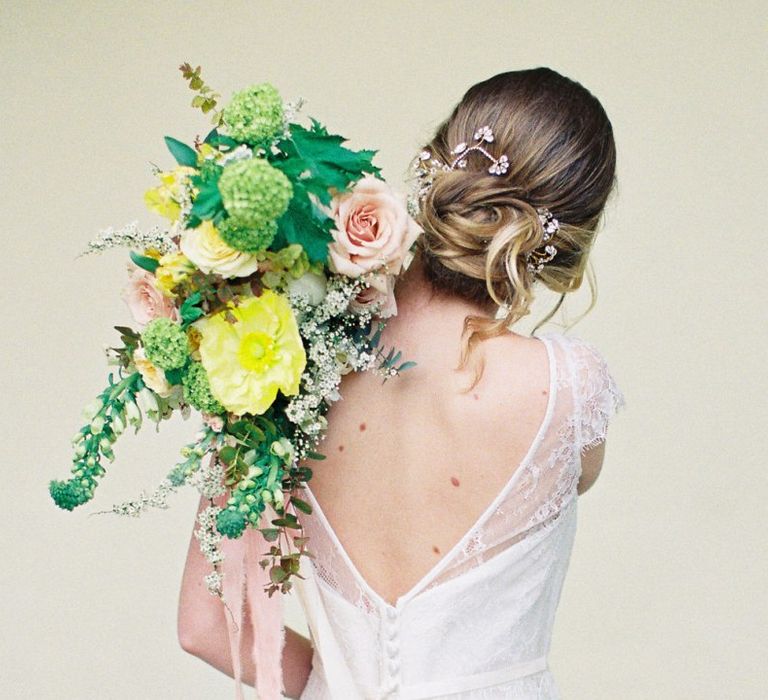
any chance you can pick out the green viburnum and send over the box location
[140,318,190,370]
[218,158,293,230]
[218,217,278,254]
[182,361,224,414]
[222,83,285,147]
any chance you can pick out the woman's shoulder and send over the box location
[538,331,626,450]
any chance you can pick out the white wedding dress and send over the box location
[292,333,625,700]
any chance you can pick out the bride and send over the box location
[178,66,624,699]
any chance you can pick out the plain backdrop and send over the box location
[3,1,766,698]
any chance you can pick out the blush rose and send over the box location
[122,266,180,326]
[328,176,421,279]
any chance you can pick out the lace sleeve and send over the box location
[569,336,625,453]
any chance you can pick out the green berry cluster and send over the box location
[182,361,224,414]
[141,318,190,370]
[218,158,293,231]
[222,83,285,147]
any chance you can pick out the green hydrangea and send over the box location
[140,318,190,370]
[182,361,224,414]
[222,83,285,147]
[216,508,247,539]
[218,217,278,253]
[218,158,293,230]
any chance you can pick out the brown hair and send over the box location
[413,67,617,390]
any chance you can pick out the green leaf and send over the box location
[164,367,184,385]
[203,128,239,149]
[269,566,287,583]
[179,291,203,326]
[274,120,381,205]
[274,187,333,263]
[219,446,237,465]
[164,136,198,167]
[260,528,280,542]
[305,450,326,461]
[129,250,159,272]
[291,497,312,515]
[189,179,223,220]
[396,360,417,372]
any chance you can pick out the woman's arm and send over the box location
[577,440,606,495]
[178,494,314,699]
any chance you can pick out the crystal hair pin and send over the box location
[526,208,559,274]
[408,125,509,215]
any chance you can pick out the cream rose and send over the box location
[328,176,422,278]
[180,220,260,278]
[121,267,180,326]
[132,346,173,398]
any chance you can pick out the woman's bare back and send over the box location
[303,286,551,606]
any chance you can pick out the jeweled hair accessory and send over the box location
[408,125,508,216]
[526,208,559,274]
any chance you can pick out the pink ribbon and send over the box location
[220,507,286,700]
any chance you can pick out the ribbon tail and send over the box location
[220,529,248,700]
[245,508,286,700]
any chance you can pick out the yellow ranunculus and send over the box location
[155,251,195,297]
[144,166,196,222]
[195,290,306,416]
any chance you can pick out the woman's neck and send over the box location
[392,250,497,322]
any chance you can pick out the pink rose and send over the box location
[349,273,398,318]
[122,266,179,326]
[328,176,422,278]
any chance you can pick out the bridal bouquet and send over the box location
[50,63,420,599]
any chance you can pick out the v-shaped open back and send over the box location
[300,335,558,610]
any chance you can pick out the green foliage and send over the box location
[272,190,333,263]
[189,163,224,222]
[179,291,204,327]
[274,119,380,206]
[129,250,160,273]
[49,372,142,511]
[163,136,198,168]
[179,62,222,125]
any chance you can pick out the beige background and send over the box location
[3,1,765,698]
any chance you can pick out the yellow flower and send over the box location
[195,290,306,416]
[155,251,195,297]
[144,166,196,222]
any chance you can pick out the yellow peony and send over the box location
[144,166,196,222]
[195,290,306,416]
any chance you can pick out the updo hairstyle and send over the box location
[414,67,617,389]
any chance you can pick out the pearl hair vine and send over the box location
[407,124,559,276]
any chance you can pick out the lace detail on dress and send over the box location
[567,336,626,452]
